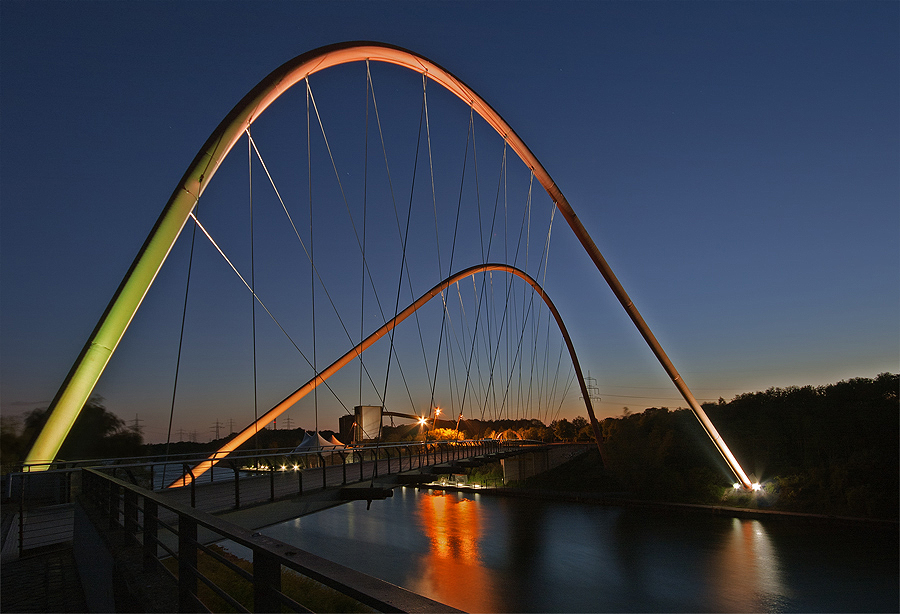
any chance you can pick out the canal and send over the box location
[226,488,898,612]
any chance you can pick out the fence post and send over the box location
[183,464,196,508]
[231,462,240,510]
[269,464,275,502]
[178,516,199,612]
[340,452,347,484]
[124,489,138,536]
[298,469,303,495]
[253,549,282,613]
[318,453,326,489]
[357,451,364,482]
[18,473,25,558]
[108,482,120,529]
[143,498,158,572]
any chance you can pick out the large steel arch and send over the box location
[25,41,751,489]
[169,264,600,487]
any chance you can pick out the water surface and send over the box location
[233,488,898,612]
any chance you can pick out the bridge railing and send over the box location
[2,439,537,558]
[5,439,511,487]
[79,467,461,612]
[159,439,515,513]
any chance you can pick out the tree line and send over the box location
[1,398,144,467]
[4,374,896,520]
[559,372,897,519]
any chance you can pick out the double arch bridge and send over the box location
[25,42,752,490]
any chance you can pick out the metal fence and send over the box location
[80,467,463,612]
[2,439,528,560]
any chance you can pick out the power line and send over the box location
[580,370,601,404]
[130,413,144,434]
[210,419,223,440]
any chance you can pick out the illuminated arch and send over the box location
[26,42,751,489]
[170,264,596,486]
[496,429,522,441]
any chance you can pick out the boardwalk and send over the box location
[2,441,545,560]
[157,443,496,520]
[0,548,87,613]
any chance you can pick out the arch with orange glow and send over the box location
[26,42,751,489]
[169,263,599,486]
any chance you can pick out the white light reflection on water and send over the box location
[708,518,789,612]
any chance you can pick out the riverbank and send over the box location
[417,483,900,530]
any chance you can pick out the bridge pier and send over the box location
[501,445,589,484]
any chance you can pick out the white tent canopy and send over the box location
[291,431,345,454]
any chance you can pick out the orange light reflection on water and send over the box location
[409,491,498,612]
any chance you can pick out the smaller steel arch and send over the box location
[169,263,604,487]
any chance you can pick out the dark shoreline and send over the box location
[416,484,900,530]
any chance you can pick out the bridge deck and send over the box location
[5,442,584,558]
[153,443,520,542]
[158,445,487,516]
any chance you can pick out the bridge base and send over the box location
[339,487,394,501]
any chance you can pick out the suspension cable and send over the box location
[380,73,427,413]
[481,166,537,421]
[372,65,436,402]
[360,62,370,408]
[249,131,260,449]
[162,201,199,487]
[526,202,558,422]
[307,82,318,433]
[245,131,385,407]
[552,368,577,424]
[306,73,418,412]
[475,140,509,420]
[186,210,349,411]
[428,106,473,417]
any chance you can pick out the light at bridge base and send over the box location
[733,481,762,491]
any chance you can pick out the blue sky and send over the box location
[1,1,897,444]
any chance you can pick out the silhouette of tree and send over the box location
[21,397,143,461]
[551,418,577,441]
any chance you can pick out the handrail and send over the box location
[6,440,549,560]
[11,438,513,478]
[80,468,461,613]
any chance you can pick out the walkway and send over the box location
[0,547,87,613]
[157,444,494,517]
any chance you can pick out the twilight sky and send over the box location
[1,1,897,445]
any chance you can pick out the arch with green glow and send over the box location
[25,41,752,489]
